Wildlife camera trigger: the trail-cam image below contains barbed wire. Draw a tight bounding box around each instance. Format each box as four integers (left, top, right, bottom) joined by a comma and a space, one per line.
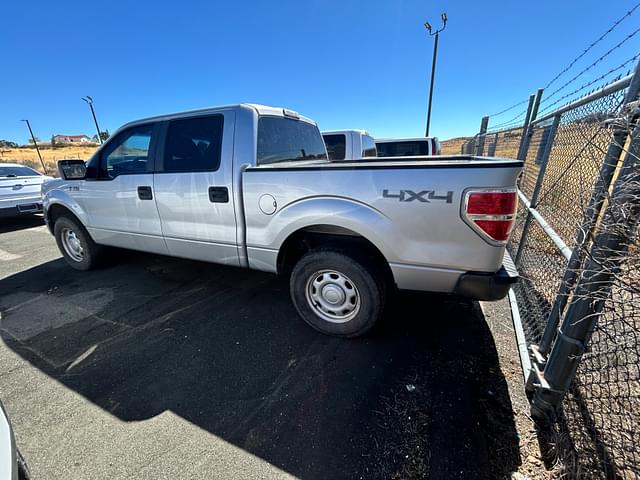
538, 53, 640, 115
487, 98, 530, 118
485, 2, 640, 123
540, 25, 640, 106
543, 1, 640, 90
489, 109, 528, 130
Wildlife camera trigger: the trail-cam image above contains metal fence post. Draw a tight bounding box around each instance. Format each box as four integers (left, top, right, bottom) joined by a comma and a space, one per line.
537, 60, 640, 357
514, 113, 561, 266
475, 116, 489, 155
487, 132, 499, 156
517, 89, 544, 161
531, 122, 640, 419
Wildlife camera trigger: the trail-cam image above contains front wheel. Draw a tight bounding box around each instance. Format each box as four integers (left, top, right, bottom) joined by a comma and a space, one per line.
54, 215, 103, 271
290, 250, 387, 337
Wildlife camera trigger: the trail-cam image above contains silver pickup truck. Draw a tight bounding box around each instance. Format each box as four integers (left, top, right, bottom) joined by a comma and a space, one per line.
43, 104, 521, 337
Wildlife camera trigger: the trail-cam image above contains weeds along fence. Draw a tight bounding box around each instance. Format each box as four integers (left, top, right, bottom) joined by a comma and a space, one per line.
462, 62, 640, 478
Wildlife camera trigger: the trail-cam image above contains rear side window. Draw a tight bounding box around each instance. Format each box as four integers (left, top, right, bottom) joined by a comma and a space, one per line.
163, 115, 224, 172
361, 135, 377, 157
257, 117, 327, 165
376, 141, 429, 157
323, 134, 346, 160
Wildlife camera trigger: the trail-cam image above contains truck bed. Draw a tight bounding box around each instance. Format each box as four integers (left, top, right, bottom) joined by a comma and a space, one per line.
245, 155, 523, 171
242, 155, 523, 292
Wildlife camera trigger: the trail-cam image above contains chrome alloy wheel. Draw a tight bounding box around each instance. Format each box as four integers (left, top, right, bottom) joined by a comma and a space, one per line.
305, 269, 361, 323
61, 228, 84, 262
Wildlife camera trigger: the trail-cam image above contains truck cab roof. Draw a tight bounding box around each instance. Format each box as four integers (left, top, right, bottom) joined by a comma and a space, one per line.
322, 129, 372, 137
375, 136, 439, 143
119, 104, 318, 132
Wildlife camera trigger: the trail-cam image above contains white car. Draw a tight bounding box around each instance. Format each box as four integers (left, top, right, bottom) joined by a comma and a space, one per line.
0, 400, 29, 480
0, 163, 53, 218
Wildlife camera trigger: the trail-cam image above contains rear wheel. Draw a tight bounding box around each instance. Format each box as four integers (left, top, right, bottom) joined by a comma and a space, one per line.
290, 249, 387, 337
54, 215, 103, 271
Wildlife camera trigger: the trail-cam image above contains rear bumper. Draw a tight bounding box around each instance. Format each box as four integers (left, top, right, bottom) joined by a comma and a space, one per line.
454, 254, 519, 301
0, 202, 42, 218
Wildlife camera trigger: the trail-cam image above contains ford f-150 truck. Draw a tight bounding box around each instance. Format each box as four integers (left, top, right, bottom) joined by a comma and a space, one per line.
322, 130, 377, 160
43, 104, 521, 337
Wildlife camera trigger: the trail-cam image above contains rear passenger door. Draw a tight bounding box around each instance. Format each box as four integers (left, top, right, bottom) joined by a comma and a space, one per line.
154, 111, 239, 266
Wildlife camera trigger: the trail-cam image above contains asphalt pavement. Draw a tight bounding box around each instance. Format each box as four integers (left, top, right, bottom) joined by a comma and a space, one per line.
0, 215, 521, 479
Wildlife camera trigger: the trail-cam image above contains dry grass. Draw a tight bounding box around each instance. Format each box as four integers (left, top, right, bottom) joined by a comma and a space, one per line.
440, 137, 470, 155
0, 145, 99, 174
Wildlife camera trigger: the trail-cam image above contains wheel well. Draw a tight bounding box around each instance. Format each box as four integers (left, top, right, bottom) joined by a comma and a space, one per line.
277, 225, 394, 284
47, 204, 82, 231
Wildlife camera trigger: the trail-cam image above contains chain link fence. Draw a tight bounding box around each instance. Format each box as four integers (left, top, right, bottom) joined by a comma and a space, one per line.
462, 65, 640, 478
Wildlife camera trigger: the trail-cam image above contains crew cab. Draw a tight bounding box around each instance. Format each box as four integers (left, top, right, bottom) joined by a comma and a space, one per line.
322, 130, 377, 160
376, 137, 441, 157
43, 104, 521, 337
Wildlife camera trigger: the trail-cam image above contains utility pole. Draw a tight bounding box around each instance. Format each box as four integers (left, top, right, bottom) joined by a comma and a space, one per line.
424, 13, 447, 137
82, 96, 103, 144
21, 119, 47, 174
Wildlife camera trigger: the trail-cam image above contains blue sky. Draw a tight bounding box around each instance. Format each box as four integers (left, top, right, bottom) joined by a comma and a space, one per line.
1, 0, 638, 144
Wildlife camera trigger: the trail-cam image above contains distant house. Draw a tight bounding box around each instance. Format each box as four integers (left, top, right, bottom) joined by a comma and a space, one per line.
53, 134, 91, 143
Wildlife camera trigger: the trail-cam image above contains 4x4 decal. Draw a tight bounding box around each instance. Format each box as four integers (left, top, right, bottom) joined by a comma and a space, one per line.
382, 189, 454, 203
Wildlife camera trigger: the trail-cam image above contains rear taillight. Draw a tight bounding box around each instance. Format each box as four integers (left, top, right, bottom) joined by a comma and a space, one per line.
463, 189, 517, 243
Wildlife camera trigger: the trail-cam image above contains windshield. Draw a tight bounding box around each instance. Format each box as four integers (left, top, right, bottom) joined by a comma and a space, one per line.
0, 165, 41, 177
257, 116, 327, 165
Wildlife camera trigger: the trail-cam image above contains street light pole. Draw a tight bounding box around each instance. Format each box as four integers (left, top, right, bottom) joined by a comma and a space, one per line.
21, 119, 47, 174
82, 96, 103, 144
424, 13, 447, 137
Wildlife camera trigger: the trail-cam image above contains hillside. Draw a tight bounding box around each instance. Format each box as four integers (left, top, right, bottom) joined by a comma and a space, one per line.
0, 145, 99, 174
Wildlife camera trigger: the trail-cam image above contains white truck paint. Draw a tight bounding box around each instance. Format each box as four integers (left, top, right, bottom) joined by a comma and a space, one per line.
322, 130, 377, 160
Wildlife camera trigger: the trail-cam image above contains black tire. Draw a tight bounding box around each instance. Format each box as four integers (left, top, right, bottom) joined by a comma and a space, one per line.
290, 249, 387, 337
17, 448, 31, 480
53, 215, 103, 271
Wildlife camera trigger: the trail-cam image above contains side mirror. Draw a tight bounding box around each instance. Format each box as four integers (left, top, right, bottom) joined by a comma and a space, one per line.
58, 159, 87, 180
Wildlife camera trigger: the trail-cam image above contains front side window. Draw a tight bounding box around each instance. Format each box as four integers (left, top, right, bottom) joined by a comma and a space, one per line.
257, 117, 327, 165
323, 134, 346, 160
361, 135, 377, 157
102, 126, 153, 178
163, 115, 224, 172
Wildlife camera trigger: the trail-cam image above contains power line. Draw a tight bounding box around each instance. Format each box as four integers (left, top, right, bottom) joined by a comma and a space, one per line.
543, 1, 640, 90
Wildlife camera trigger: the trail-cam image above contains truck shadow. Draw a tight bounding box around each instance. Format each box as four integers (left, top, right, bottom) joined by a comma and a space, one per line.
0, 253, 520, 479
0, 214, 45, 234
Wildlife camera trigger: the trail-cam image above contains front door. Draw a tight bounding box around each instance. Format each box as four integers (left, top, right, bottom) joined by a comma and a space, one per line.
154, 111, 239, 266
81, 123, 168, 255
